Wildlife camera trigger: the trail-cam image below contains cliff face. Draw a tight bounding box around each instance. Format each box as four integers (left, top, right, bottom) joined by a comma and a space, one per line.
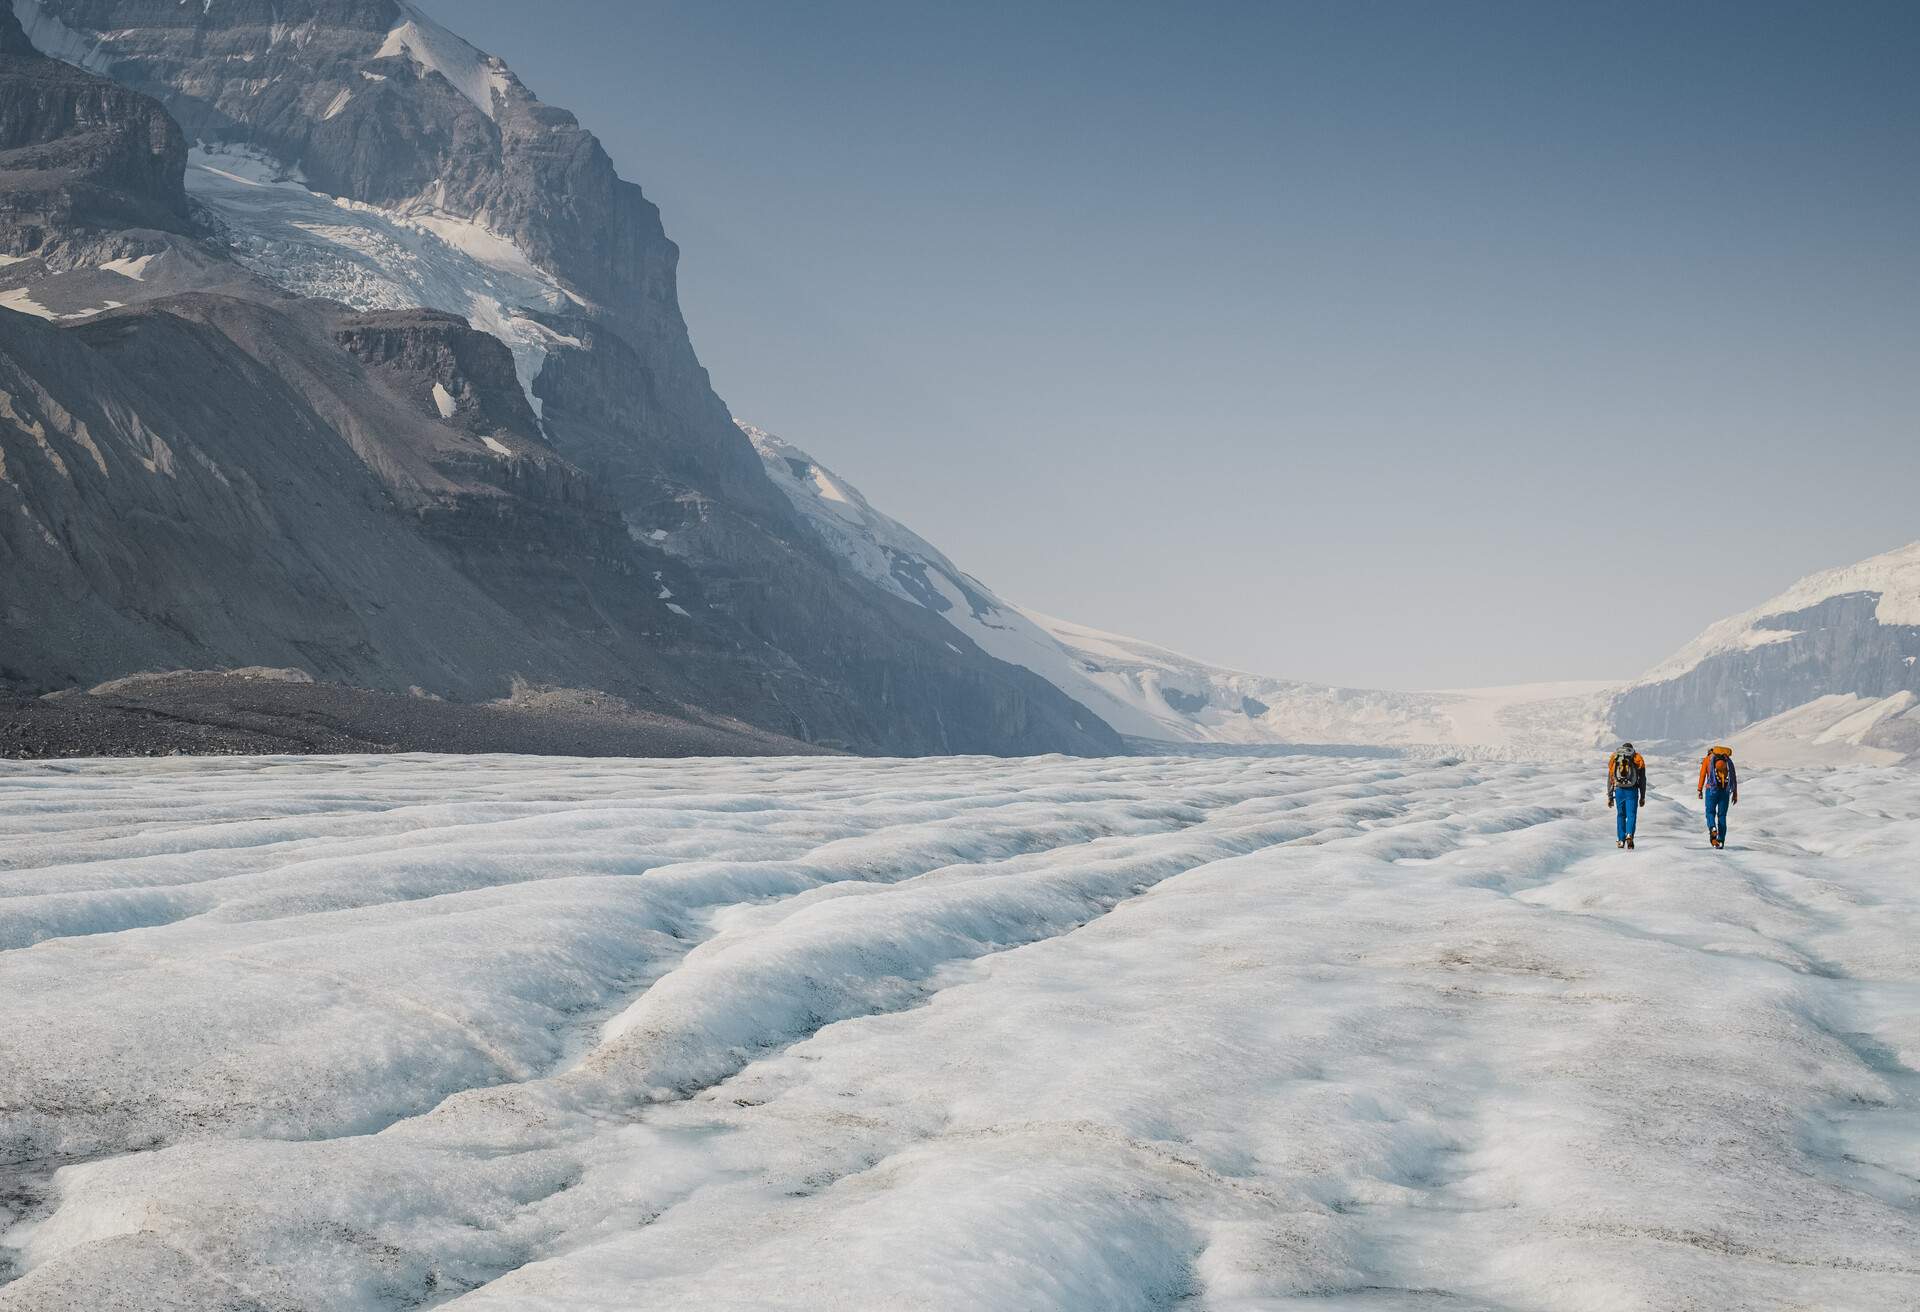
1611, 543, 1920, 746
0, 8, 187, 249
0, 1, 1122, 754
1611, 593, 1920, 741
16, 0, 720, 448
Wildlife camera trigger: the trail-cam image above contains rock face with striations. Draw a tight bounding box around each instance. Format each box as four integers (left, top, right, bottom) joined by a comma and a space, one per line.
0, 7, 187, 250
0, 1, 1121, 755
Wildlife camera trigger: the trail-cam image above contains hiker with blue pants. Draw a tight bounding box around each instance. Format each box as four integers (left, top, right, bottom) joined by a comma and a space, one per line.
1698, 746, 1738, 848
1607, 742, 1647, 849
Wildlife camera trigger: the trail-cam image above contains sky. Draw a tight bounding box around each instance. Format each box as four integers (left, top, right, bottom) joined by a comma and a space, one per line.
432, 0, 1919, 690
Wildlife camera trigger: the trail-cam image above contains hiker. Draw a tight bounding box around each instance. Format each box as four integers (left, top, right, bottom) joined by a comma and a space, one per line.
1697, 745, 1738, 848
1607, 741, 1648, 849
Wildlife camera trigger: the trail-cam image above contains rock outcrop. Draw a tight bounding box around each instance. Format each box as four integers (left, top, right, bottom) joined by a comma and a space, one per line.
0, 1, 1122, 755
0, 7, 188, 251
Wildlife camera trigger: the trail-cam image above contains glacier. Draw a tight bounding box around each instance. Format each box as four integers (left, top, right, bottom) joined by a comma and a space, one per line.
186, 144, 581, 419
1, 752, 1915, 1309
749, 414, 1920, 764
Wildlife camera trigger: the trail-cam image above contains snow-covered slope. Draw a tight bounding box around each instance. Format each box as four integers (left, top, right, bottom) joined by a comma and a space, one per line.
750, 423, 1611, 754
4, 753, 1917, 1308
1613, 541, 1920, 751
374, 4, 515, 121
1726, 692, 1920, 768
745, 424, 1173, 740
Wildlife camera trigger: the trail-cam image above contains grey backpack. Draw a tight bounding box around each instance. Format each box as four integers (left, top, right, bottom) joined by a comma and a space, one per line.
1614, 750, 1640, 789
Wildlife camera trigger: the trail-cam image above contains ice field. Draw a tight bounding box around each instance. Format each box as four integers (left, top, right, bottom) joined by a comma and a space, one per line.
1, 752, 1916, 1310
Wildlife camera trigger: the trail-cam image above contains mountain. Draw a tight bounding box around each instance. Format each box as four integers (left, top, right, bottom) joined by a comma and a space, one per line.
0, 1, 1120, 756
1610, 541, 1920, 761
748, 423, 1612, 757
16, 0, 1890, 767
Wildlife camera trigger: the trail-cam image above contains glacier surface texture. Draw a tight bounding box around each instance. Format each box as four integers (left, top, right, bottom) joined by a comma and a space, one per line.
1, 753, 1916, 1309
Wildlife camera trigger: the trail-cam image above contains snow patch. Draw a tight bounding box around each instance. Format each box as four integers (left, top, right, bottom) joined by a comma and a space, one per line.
321, 88, 352, 120
189, 147, 305, 189
431, 382, 457, 419
809, 465, 854, 506
1727, 691, 1920, 768
0, 286, 58, 319
480, 435, 511, 458
0, 287, 121, 320
100, 254, 158, 281
375, 4, 514, 121
401, 212, 562, 290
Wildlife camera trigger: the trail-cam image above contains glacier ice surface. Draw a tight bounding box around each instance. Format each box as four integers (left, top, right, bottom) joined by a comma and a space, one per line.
0, 752, 1916, 1309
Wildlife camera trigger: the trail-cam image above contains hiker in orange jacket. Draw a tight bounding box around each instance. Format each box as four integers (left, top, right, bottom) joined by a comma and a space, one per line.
1697, 746, 1738, 848
1607, 742, 1647, 849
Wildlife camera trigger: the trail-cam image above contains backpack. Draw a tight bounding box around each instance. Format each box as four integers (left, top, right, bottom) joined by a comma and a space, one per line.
1707, 747, 1733, 789
1613, 751, 1640, 789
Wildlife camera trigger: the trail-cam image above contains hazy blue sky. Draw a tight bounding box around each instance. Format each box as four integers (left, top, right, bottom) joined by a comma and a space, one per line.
433, 0, 1918, 689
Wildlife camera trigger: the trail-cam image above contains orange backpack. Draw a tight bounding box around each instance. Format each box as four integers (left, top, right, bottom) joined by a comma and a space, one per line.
1705, 747, 1733, 789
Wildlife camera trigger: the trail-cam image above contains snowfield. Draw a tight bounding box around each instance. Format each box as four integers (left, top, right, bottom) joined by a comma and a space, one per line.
1, 753, 1916, 1310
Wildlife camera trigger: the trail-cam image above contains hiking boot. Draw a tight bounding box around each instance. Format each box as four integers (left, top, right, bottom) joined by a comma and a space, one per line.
1626, 835, 1635, 850
1617, 840, 1626, 849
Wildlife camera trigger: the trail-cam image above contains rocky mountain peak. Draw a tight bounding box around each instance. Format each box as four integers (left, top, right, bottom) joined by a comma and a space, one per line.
0, 0, 1126, 756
